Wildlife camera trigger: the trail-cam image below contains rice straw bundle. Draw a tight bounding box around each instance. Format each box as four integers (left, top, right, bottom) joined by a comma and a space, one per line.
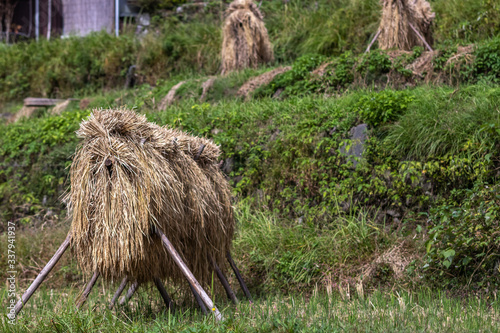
67, 108, 234, 286
221, 0, 274, 75
378, 0, 434, 51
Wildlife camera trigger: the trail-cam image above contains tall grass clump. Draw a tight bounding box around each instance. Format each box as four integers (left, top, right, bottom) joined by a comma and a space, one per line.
265, 0, 380, 61
432, 0, 500, 43
0, 32, 138, 103
383, 84, 500, 160
232, 200, 389, 293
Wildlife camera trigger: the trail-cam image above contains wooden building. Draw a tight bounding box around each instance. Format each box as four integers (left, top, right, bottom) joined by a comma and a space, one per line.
7, 0, 138, 41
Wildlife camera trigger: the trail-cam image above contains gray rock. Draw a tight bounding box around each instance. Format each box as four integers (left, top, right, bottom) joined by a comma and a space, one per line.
222, 158, 234, 175
386, 209, 401, 218
138, 13, 151, 26
341, 124, 368, 168
272, 88, 284, 99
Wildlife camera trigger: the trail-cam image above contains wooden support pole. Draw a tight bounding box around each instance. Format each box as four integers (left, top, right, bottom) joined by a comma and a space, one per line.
365, 29, 382, 53
76, 271, 100, 310
109, 277, 128, 310
408, 22, 433, 52
24, 97, 66, 107
153, 277, 175, 312
209, 255, 238, 305
14, 233, 72, 316
119, 281, 139, 306
227, 251, 253, 303
155, 227, 223, 321
189, 281, 208, 315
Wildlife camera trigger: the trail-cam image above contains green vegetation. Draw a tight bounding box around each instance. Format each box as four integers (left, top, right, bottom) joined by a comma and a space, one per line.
256, 36, 500, 99
1, 0, 500, 104
2, 83, 500, 291
1, 285, 498, 332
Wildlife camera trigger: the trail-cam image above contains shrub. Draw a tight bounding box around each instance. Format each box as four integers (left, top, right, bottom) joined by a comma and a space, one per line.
0, 109, 87, 220
425, 182, 500, 284
474, 36, 500, 82
357, 90, 414, 127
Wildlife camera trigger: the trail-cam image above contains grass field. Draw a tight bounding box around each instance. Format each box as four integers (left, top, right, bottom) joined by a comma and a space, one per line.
2, 286, 499, 332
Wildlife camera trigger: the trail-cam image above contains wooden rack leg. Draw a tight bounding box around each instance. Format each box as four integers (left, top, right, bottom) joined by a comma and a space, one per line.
153, 277, 175, 312
365, 29, 381, 53
119, 281, 139, 306
14, 233, 72, 316
209, 255, 238, 305
155, 227, 223, 321
189, 281, 208, 315
408, 22, 434, 52
76, 271, 100, 310
227, 251, 253, 303
109, 276, 128, 310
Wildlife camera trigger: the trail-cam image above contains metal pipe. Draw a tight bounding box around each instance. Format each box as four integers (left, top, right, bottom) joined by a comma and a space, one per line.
28, 0, 32, 37
47, 0, 51, 40
115, 0, 119, 36
35, 0, 39, 41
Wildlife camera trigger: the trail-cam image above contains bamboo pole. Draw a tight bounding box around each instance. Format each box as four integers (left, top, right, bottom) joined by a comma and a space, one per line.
194, 144, 206, 161
14, 233, 72, 316
153, 277, 174, 311
119, 281, 139, 305
109, 277, 129, 310
408, 22, 433, 52
227, 251, 252, 303
76, 271, 100, 310
209, 255, 238, 305
155, 227, 223, 321
189, 281, 208, 315
365, 29, 382, 53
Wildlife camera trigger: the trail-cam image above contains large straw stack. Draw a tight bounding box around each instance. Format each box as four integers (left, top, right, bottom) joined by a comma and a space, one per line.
378, 0, 434, 51
67, 108, 234, 285
221, 0, 274, 75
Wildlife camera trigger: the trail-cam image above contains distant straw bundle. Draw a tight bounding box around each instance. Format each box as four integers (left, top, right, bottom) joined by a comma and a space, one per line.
221, 0, 274, 75
378, 0, 434, 51
67, 108, 234, 285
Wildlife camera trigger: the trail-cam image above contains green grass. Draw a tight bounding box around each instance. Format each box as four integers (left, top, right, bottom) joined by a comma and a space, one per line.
383, 84, 500, 160
233, 201, 392, 293
1, 286, 498, 332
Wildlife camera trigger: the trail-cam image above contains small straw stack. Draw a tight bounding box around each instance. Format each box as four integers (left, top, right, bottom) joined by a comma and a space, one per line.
378, 0, 435, 51
221, 0, 274, 75
66, 108, 234, 286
